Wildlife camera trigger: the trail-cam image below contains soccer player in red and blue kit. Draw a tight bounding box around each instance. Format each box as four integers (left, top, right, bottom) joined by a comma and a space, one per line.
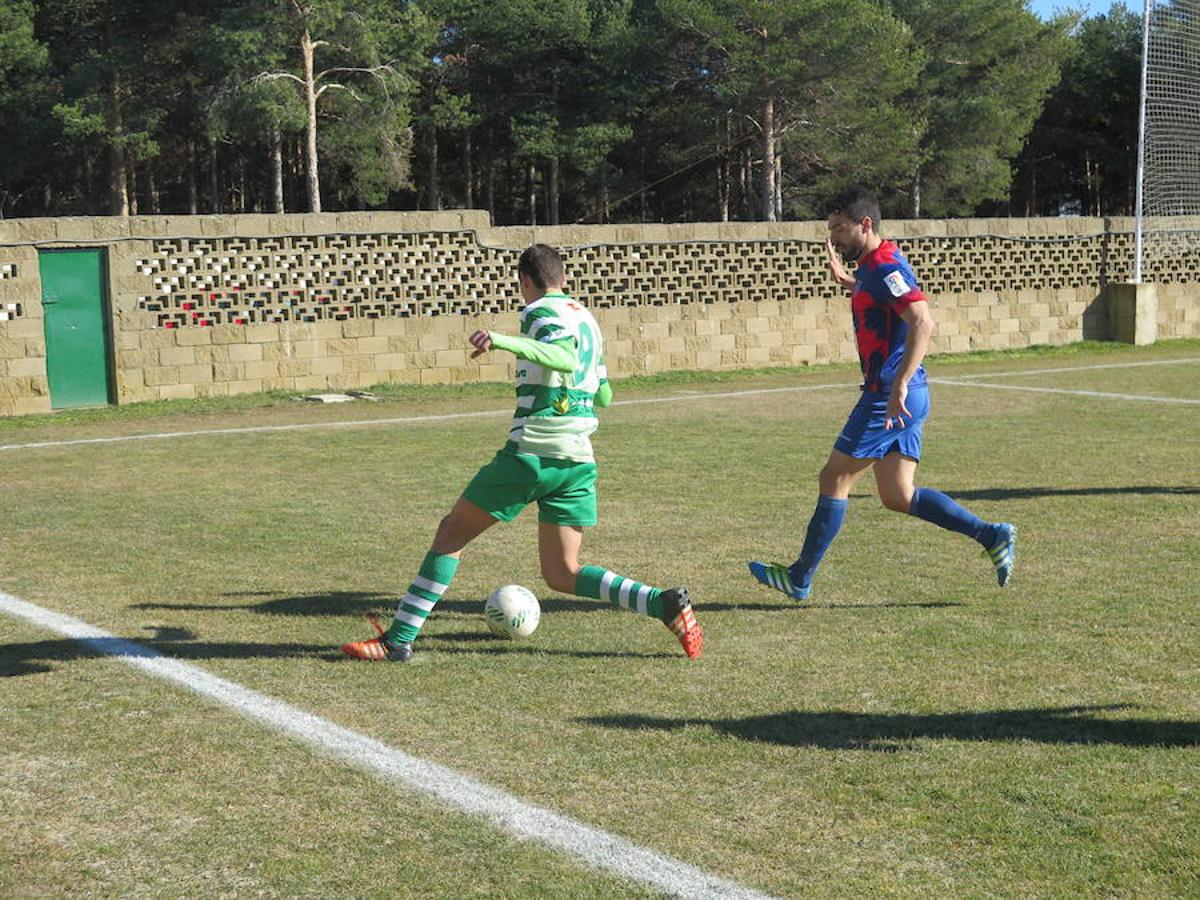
749, 186, 1015, 601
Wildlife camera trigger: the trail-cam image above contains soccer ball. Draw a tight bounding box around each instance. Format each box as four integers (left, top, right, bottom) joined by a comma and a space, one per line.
484, 584, 541, 639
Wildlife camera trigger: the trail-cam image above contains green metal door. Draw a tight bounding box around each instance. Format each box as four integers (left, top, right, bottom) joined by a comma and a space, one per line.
39, 249, 113, 409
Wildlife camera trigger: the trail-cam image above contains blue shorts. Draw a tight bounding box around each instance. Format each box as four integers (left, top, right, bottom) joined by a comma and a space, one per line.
833, 384, 929, 460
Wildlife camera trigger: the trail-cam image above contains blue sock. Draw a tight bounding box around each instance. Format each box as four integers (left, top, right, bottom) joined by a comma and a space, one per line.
909, 487, 995, 546
789, 495, 847, 589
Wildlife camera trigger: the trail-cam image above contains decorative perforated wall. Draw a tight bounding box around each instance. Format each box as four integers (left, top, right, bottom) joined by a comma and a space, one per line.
1, 211, 1197, 416
0, 263, 20, 322
129, 229, 1199, 332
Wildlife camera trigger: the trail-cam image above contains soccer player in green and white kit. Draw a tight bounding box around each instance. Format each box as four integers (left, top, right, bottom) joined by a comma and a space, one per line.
341, 244, 703, 661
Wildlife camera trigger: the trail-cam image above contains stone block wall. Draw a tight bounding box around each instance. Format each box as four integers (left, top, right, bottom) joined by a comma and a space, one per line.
0, 211, 1197, 416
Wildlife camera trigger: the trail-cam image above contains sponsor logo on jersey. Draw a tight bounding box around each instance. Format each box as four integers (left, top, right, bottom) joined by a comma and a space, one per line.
884, 271, 910, 298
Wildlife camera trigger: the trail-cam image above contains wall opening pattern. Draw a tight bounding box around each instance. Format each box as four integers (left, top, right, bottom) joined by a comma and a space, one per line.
129, 226, 1200, 330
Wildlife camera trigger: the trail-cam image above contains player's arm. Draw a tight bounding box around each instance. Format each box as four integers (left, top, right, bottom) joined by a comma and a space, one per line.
885, 300, 936, 428
895, 300, 935, 386
468, 329, 577, 373
595, 354, 612, 407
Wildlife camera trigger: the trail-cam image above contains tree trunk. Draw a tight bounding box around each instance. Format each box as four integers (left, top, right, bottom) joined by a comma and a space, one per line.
548, 156, 560, 225
739, 147, 751, 219
527, 161, 536, 225
912, 169, 922, 218
301, 27, 322, 213
186, 139, 198, 214
464, 129, 474, 209
109, 74, 129, 216
486, 152, 495, 220
718, 158, 729, 222
236, 155, 247, 212
718, 115, 731, 222
147, 168, 159, 214
84, 154, 95, 214
760, 95, 776, 222
428, 124, 441, 210
270, 124, 285, 212
209, 140, 220, 212
601, 164, 609, 224
774, 152, 782, 220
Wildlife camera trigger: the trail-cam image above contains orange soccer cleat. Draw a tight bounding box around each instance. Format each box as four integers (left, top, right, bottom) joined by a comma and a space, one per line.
340, 614, 414, 662
658, 587, 703, 659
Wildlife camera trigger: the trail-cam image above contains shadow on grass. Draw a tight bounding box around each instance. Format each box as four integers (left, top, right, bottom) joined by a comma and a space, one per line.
421, 632, 676, 660
581, 705, 1200, 751
130, 592, 634, 617
0, 635, 330, 677
0, 624, 669, 675
131, 591, 967, 620
951, 485, 1200, 502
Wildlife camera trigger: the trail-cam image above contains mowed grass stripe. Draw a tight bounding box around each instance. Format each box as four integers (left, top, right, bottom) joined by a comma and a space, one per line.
0, 590, 773, 900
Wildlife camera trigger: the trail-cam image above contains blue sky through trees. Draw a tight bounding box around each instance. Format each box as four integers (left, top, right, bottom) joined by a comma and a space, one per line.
1027, 0, 1131, 19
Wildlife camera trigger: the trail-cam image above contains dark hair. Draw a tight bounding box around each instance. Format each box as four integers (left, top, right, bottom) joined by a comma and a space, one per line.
518, 244, 565, 291
825, 186, 882, 230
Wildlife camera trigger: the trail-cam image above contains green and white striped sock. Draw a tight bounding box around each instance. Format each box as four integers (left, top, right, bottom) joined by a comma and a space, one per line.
575, 565, 664, 618
386, 551, 459, 644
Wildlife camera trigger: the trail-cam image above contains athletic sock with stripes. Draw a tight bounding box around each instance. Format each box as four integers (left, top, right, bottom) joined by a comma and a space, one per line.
788, 494, 847, 589
575, 565, 664, 618
385, 551, 459, 644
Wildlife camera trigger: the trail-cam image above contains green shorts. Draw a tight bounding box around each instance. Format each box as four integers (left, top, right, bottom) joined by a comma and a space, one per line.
463, 448, 598, 526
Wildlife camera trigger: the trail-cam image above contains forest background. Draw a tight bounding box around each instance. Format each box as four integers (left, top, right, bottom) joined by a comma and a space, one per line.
0, 1, 1152, 225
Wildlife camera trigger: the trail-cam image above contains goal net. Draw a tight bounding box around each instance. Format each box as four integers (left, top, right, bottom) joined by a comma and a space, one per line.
1138, 0, 1200, 279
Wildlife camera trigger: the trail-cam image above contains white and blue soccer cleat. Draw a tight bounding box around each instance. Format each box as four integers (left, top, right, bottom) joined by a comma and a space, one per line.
748, 561, 811, 602
984, 523, 1017, 587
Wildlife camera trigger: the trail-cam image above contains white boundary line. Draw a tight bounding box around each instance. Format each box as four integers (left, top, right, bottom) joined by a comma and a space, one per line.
0, 356, 1196, 454
0, 382, 858, 454
941, 357, 1200, 380
928, 379, 1200, 405
0, 590, 772, 900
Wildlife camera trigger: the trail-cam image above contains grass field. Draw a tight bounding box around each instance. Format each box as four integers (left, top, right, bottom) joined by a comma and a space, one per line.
1, 340, 1197, 897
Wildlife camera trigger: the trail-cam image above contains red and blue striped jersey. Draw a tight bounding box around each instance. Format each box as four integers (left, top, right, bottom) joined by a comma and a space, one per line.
850, 240, 928, 392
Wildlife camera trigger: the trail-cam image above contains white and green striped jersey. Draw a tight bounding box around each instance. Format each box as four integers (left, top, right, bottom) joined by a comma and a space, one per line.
507, 291, 606, 462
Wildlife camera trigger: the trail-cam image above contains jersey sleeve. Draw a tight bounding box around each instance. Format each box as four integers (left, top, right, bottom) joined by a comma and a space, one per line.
872, 262, 927, 313
489, 332, 577, 372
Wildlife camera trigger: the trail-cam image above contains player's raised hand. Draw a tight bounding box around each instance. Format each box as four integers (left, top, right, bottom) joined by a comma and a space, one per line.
468, 329, 493, 358
825, 238, 855, 288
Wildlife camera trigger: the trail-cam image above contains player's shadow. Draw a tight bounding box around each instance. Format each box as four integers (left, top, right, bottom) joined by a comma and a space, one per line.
581, 704, 1200, 751
0, 630, 334, 677
129, 591, 393, 617
128, 592, 608, 617
948, 485, 1200, 502
420, 631, 675, 660
0, 621, 663, 675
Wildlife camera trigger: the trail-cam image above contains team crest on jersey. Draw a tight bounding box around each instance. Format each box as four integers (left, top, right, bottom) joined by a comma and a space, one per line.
884, 271, 910, 298
552, 393, 571, 415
